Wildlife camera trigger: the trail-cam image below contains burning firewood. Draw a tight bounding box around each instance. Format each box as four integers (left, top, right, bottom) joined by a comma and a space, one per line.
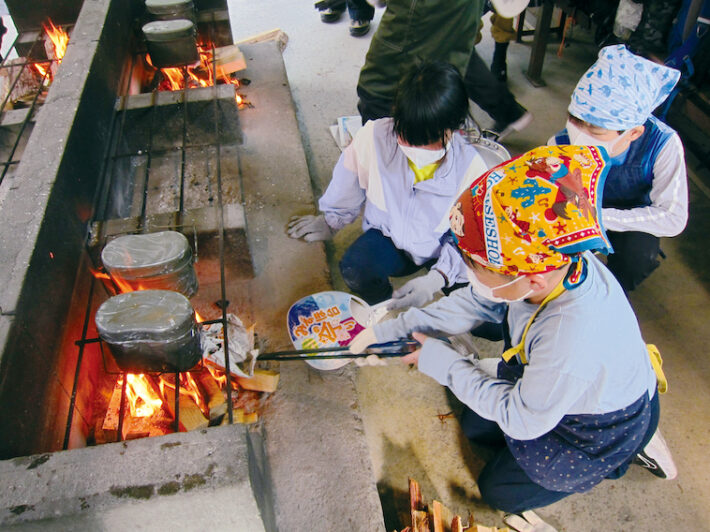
100, 378, 124, 442
0, 59, 45, 110
213, 45, 246, 78
194, 368, 227, 421
234, 369, 280, 393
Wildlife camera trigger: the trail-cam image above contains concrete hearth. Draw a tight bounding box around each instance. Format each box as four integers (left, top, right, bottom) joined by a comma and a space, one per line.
0, 8, 384, 526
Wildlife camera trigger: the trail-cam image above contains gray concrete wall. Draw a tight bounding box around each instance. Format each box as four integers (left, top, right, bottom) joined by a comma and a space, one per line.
0, 0, 142, 459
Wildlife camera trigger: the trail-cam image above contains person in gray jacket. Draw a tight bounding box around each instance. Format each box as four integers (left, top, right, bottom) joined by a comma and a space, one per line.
351, 145, 676, 514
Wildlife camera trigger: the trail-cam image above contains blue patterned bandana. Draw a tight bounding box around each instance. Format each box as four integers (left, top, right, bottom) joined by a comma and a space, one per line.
569, 45, 680, 131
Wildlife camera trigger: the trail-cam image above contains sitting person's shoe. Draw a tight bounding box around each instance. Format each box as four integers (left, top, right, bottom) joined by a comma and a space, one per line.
349, 19, 371, 36
634, 428, 678, 480
320, 7, 345, 23
495, 110, 533, 141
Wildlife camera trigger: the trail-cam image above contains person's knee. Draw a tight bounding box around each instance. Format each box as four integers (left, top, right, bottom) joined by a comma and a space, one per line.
477, 467, 524, 513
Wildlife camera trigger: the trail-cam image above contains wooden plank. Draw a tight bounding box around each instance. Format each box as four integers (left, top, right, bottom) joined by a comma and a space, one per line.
161, 384, 209, 432
101, 378, 123, 442
412, 510, 429, 532
213, 45, 246, 77
431, 500, 444, 532
408, 478, 428, 532
234, 28, 288, 51
234, 369, 280, 393
194, 369, 227, 420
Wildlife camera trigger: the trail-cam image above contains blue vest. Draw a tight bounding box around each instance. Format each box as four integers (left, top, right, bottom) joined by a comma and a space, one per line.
554, 116, 674, 210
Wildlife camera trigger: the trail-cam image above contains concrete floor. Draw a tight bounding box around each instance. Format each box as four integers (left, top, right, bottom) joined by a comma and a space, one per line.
229, 2, 710, 530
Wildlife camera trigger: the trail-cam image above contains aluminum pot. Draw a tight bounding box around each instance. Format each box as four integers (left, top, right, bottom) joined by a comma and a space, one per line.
143, 19, 199, 68
101, 230, 198, 298
95, 290, 202, 373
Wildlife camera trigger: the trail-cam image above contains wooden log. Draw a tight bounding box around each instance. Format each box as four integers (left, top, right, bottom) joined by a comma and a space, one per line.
195, 369, 227, 420
408, 478, 429, 532
233, 388, 262, 415
431, 500, 445, 532
451, 516, 464, 532
234, 369, 280, 393
102, 378, 123, 442
161, 383, 209, 432
412, 511, 429, 532
213, 45, 246, 77
235, 408, 258, 424
234, 28, 288, 51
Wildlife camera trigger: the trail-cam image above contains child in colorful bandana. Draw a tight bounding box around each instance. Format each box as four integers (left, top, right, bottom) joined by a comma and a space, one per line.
350, 146, 675, 514
288, 61, 496, 309
549, 44, 688, 292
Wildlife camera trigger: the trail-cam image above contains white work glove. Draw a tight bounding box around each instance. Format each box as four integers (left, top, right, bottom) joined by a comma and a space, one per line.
287, 214, 334, 242
389, 270, 445, 310
503, 511, 558, 532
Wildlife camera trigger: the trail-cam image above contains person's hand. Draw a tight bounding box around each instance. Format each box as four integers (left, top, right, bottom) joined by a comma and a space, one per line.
389, 270, 445, 310
287, 214, 334, 242
400, 331, 429, 367
348, 327, 378, 354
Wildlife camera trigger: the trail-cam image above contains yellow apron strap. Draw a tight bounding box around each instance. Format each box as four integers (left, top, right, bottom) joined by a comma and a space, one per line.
500, 276, 568, 365
646, 344, 668, 394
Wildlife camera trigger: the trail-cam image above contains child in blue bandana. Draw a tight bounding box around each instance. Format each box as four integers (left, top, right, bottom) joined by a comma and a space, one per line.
549, 44, 688, 292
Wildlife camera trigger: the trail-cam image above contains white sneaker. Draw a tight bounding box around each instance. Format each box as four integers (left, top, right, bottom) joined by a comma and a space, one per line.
634, 428, 678, 480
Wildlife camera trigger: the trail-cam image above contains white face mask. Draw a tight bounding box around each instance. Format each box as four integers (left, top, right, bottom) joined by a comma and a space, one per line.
566, 120, 630, 157
398, 143, 446, 168
466, 268, 533, 303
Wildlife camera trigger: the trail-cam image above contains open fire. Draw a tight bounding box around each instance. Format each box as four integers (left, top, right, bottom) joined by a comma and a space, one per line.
89, 267, 271, 444
33, 19, 70, 81
146, 42, 249, 106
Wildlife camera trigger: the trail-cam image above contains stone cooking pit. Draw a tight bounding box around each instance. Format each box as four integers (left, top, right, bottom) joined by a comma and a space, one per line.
0, 0, 384, 530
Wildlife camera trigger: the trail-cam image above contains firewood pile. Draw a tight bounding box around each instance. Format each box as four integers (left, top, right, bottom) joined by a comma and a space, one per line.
94, 366, 279, 443
395, 478, 511, 532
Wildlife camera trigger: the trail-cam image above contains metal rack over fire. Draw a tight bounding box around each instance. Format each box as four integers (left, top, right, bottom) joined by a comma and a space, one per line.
0, 21, 71, 185
61, 6, 258, 448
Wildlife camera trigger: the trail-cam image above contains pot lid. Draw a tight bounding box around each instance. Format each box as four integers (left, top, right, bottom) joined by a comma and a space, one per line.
143, 19, 195, 42
102, 231, 192, 279
95, 290, 197, 343
146, 0, 194, 15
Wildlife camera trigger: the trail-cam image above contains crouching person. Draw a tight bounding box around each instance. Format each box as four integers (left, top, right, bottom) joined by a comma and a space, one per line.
350, 146, 675, 515
287, 61, 491, 309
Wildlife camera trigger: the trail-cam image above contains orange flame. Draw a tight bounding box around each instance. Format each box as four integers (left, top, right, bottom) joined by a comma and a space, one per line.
146, 43, 242, 95
43, 20, 69, 63
125, 374, 163, 417
32, 20, 69, 82
158, 373, 210, 418
194, 311, 204, 323
207, 366, 227, 389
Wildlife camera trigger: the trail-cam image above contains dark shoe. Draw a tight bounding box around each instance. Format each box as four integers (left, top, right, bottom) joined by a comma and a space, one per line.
349, 19, 371, 36
320, 7, 345, 23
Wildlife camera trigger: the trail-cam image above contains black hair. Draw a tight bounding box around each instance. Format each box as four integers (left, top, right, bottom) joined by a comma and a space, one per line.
392, 61, 470, 148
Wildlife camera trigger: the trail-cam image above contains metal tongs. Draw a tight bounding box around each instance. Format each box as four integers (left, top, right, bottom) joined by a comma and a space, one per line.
242, 339, 419, 376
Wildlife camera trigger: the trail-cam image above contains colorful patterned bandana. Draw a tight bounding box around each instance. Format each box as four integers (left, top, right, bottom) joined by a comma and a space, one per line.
449, 146, 612, 276
569, 44, 680, 131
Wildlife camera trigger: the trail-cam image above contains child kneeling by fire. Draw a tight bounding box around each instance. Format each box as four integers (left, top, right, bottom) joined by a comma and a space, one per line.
349, 146, 676, 519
